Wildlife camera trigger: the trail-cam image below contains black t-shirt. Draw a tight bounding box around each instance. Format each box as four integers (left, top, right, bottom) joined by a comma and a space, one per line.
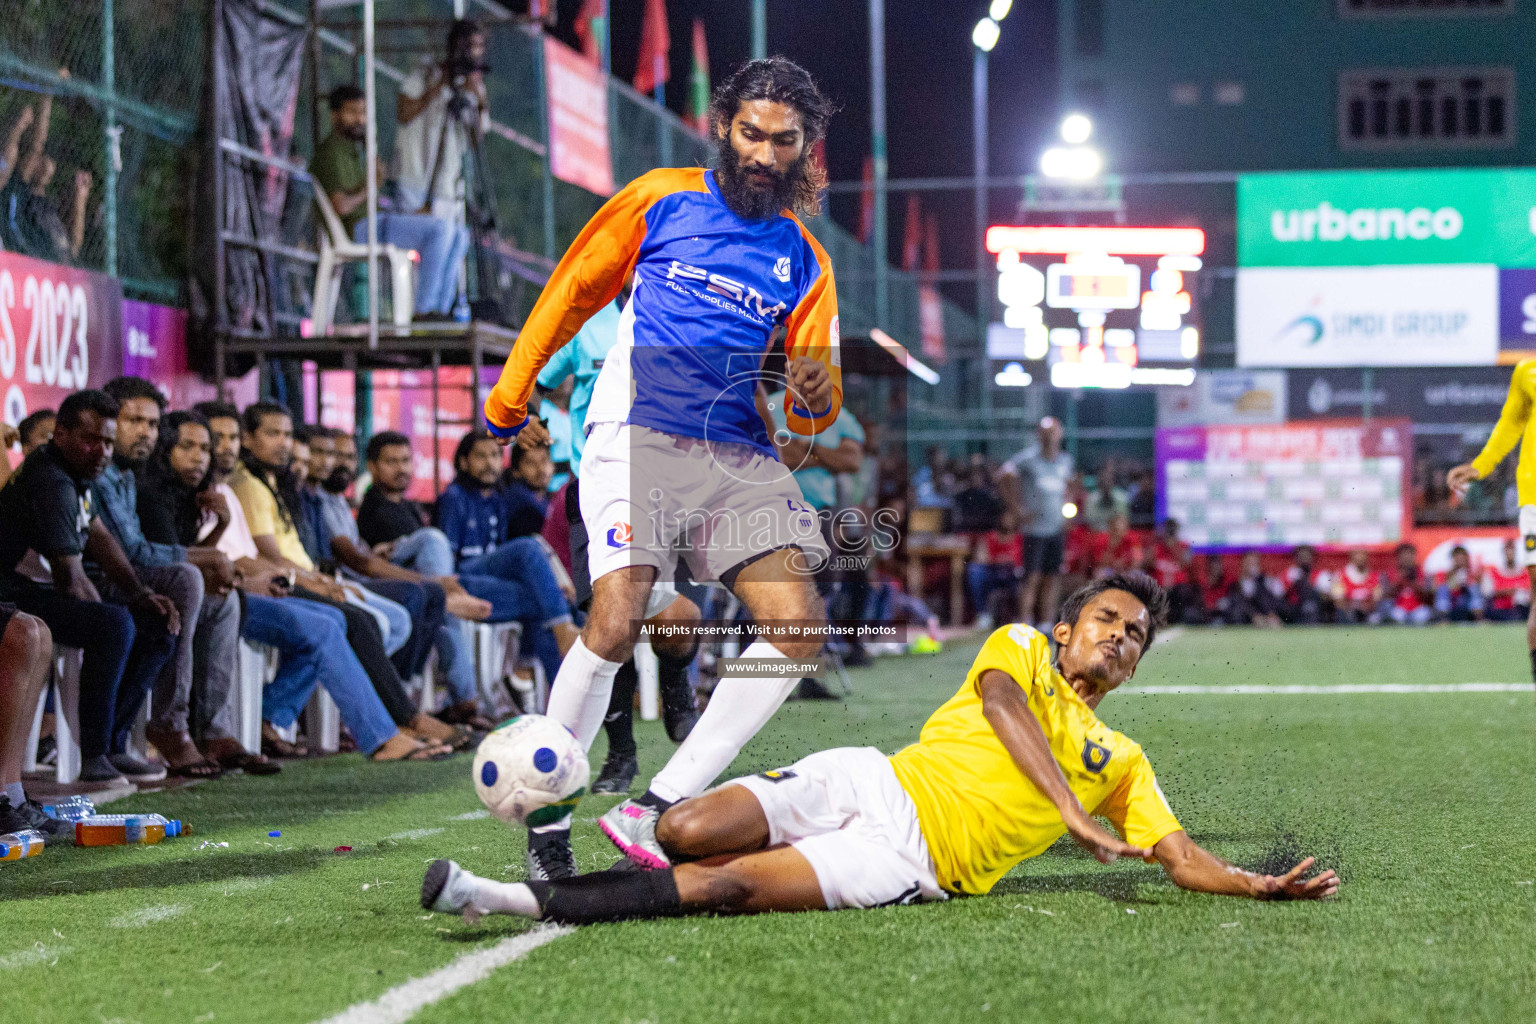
357, 487, 427, 548
136, 466, 202, 547
0, 443, 96, 589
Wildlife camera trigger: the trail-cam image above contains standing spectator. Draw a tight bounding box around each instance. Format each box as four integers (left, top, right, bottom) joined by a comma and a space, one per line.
311, 85, 469, 321
0, 390, 178, 784
143, 408, 445, 763
1482, 538, 1530, 622
1333, 549, 1382, 624
1000, 416, 1074, 629
1382, 543, 1434, 625
1225, 552, 1286, 628
951, 465, 1004, 534
1080, 459, 1128, 532
0, 105, 36, 193
98, 377, 235, 779
395, 19, 489, 223
1434, 545, 1485, 622
1282, 545, 1332, 625
912, 446, 954, 512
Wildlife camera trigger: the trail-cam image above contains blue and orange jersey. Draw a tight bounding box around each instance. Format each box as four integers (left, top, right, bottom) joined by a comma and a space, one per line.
484, 167, 843, 453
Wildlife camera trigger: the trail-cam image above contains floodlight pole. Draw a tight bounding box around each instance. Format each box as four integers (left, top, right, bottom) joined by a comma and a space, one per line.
870, 0, 889, 332
974, 44, 991, 420
363, 0, 379, 350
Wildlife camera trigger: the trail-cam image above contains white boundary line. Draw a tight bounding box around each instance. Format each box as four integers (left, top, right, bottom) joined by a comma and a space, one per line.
1122, 682, 1533, 695
313, 925, 573, 1024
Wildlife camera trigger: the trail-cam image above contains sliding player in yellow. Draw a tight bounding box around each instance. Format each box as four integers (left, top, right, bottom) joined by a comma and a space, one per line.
1449, 358, 1536, 697
423, 573, 1337, 924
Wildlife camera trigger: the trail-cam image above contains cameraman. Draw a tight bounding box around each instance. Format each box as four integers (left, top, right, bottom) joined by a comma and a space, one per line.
395, 19, 489, 221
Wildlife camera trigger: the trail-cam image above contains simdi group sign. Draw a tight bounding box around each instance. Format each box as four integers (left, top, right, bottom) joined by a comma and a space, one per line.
1236, 168, 1536, 368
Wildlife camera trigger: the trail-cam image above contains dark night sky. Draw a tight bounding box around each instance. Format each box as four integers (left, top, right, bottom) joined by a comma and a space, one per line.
554, 0, 1059, 282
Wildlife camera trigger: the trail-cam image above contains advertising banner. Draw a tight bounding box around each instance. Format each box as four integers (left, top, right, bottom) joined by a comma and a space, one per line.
369, 367, 475, 502
1235, 264, 1497, 367
1286, 366, 1512, 424
1156, 369, 1287, 427
1156, 419, 1412, 551
0, 250, 123, 429
1238, 168, 1536, 268
544, 36, 614, 197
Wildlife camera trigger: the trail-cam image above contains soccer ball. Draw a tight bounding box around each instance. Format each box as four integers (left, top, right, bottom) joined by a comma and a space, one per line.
472, 715, 590, 827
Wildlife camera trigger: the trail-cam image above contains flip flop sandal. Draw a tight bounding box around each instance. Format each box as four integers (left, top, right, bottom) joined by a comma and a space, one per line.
167, 759, 223, 779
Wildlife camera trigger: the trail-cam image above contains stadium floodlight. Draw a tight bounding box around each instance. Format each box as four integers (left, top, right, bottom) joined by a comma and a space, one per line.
972, 17, 1000, 52
1040, 145, 1102, 180
1059, 113, 1093, 144
989, 0, 1013, 20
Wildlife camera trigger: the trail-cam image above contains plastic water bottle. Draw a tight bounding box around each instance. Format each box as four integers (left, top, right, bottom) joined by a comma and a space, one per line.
41, 795, 96, 822
452, 295, 471, 323
0, 829, 45, 860
74, 813, 182, 846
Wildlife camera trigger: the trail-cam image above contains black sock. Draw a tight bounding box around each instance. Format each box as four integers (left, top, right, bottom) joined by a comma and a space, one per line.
526, 867, 682, 924
636, 789, 674, 812
603, 661, 639, 758
1529, 647, 1536, 684
657, 643, 698, 698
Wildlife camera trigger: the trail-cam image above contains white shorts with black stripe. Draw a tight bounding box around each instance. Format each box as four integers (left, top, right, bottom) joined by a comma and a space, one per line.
728, 747, 948, 911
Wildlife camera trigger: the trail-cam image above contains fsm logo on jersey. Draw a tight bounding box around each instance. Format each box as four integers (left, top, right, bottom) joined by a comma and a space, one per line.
1236, 264, 1497, 367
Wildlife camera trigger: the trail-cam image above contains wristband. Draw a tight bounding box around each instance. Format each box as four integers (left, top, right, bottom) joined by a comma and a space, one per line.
484, 414, 528, 439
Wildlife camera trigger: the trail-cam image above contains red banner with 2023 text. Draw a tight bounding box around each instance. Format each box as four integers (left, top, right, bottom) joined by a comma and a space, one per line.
0, 250, 123, 428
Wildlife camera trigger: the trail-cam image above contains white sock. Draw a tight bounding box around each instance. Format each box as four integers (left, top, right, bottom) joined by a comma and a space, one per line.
648, 641, 797, 804
544, 636, 623, 751
469, 876, 543, 919
2, 782, 24, 806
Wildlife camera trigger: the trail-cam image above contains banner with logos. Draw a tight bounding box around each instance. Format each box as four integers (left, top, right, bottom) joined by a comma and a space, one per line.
0, 250, 124, 429
1236, 264, 1497, 367
1156, 419, 1411, 551
1157, 369, 1286, 427
1238, 168, 1536, 269
544, 36, 614, 197
1287, 366, 1512, 424
368, 367, 475, 502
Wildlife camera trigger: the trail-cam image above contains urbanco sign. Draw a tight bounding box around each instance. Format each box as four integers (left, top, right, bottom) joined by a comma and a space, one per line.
1238, 168, 1536, 268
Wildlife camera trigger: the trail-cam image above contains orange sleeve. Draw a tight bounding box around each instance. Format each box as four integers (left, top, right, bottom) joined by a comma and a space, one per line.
781, 221, 844, 437
483, 168, 706, 435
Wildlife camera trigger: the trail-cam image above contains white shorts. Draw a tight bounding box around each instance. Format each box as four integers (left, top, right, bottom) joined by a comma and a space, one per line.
578, 421, 829, 591
1520, 506, 1536, 567
728, 747, 947, 911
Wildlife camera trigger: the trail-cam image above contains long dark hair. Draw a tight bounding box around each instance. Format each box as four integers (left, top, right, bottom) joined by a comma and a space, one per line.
145, 410, 213, 545
708, 58, 835, 217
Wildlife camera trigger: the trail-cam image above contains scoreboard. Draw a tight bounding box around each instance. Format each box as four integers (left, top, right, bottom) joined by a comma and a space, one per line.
1155, 419, 1411, 551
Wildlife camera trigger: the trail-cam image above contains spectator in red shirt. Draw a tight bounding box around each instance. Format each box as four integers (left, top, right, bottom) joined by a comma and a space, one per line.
1432, 544, 1483, 623
1225, 552, 1286, 628
1063, 518, 1105, 578
1145, 518, 1199, 623
1333, 549, 1382, 624
966, 519, 1021, 630
1380, 543, 1433, 625
1096, 513, 1142, 578
1199, 553, 1233, 624
1481, 538, 1530, 623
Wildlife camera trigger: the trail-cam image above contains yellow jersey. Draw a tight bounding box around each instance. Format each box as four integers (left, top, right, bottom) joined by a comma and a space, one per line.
226, 463, 315, 572
1472, 359, 1536, 507
888, 625, 1182, 896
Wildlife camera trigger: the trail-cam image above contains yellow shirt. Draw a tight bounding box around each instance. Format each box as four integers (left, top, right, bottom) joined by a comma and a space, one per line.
1472, 359, 1536, 507
888, 625, 1182, 896
226, 463, 315, 572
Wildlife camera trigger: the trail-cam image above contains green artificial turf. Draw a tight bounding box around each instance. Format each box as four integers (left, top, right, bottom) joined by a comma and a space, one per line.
3, 625, 1535, 1023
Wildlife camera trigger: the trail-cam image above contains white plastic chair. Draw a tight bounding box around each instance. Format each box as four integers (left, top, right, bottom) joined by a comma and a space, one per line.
23, 647, 83, 783
310, 185, 415, 335
235, 639, 276, 755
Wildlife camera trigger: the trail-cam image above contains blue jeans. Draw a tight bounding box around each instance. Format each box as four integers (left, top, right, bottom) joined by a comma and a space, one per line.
966, 563, 1017, 617
390, 529, 571, 627
461, 538, 573, 627
347, 585, 412, 657
352, 214, 469, 315
243, 594, 397, 755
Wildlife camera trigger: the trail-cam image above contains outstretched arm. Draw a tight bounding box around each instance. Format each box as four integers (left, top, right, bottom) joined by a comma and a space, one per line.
1153, 829, 1338, 900
1451, 366, 1532, 494
978, 669, 1152, 864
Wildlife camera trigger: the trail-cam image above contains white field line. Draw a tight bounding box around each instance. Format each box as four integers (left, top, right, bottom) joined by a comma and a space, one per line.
312, 925, 573, 1024
0, 943, 70, 969
1122, 682, 1533, 695
382, 828, 446, 841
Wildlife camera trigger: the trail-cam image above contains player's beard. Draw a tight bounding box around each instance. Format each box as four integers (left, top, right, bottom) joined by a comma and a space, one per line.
714, 135, 805, 220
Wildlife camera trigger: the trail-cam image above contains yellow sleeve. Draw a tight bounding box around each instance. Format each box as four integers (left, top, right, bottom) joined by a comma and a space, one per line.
781, 221, 844, 437
484, 168, 705, 435
966, 624, 1050, 697
231, 475, 276, 539
1472, 364, 1533, 478
1093, 751, 1183, 850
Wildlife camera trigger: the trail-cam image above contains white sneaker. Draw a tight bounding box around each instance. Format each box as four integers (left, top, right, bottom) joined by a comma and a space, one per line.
598, 800, 671, 870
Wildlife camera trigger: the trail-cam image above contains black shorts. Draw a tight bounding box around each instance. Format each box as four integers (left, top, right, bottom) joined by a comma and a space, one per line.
1023, 533, 1065, 575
